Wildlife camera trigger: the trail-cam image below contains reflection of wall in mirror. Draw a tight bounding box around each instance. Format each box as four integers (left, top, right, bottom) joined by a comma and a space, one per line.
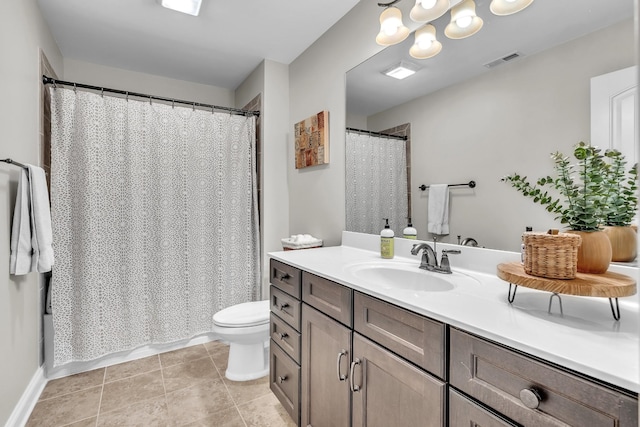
361, 19, 634, 252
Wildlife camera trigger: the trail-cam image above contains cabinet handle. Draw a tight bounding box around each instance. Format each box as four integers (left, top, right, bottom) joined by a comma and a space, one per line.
278, 302, 289, 311
519, 388, 542, 409
336, 350, 348, 381
278, 375, 288, 384
277, 332, 288, 340
349, 358, 362, 392
278, 273, 290, 281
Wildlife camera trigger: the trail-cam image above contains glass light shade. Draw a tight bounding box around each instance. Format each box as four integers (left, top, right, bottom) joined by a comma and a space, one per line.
409, 24, 442, 59
444, 0, 483, 39
160, 0, 202, 16
410, 0, 450, 23
376, 7, 410, 46
490, 0, 534, 16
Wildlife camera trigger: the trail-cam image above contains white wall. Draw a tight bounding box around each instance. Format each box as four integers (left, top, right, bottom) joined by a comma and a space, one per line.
367, 20, 635, 251
0, 0, 62, 425
236, 60, 290, 297
289, 1, 389, 247
64, 60, 234, 106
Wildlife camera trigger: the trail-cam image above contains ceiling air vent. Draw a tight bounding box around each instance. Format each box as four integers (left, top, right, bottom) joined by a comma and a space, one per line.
484, 52, 524, 68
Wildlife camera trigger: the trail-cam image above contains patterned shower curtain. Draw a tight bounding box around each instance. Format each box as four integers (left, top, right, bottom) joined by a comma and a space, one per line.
346, 130, 408, 236
49, 87, 260, 366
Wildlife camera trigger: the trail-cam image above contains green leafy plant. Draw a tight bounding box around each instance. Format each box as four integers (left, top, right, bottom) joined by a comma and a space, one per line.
602, 149, 638, 226
501, 142, 607, 231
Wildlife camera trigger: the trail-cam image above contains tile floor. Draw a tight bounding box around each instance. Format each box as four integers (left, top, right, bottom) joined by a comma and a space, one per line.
26, 341, 296, 427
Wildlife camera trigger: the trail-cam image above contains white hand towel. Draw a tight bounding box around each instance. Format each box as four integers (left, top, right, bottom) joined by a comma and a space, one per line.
10, 169, 33, 275
27, 165, 54, 273
427, 184, 450, 235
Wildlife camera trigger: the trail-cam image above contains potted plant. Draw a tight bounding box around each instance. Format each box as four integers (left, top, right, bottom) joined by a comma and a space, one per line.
502, 142, 612, 273
602, 149, 638, 262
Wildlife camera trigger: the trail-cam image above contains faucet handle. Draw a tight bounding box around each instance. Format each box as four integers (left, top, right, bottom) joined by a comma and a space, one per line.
439, 249, 460, 273
442, 249, 461, 255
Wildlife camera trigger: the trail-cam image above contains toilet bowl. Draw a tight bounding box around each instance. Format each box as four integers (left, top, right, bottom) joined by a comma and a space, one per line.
212, 300, 270, 381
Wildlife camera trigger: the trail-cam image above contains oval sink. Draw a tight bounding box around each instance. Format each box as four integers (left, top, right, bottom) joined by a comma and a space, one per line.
346, 261, 468, 292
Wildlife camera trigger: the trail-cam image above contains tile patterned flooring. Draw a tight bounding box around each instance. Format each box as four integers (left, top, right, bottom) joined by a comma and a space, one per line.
27, 341, 296, 427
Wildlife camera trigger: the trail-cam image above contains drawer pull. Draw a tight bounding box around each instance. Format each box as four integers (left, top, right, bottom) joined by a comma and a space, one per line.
349, 358, 362, 392
519, 388, 542, 409
336, 350, 348, 381
277, 332, 288, 340
278, 302, 289, 311
278, 273, 290, 281
278, 375, 288, 384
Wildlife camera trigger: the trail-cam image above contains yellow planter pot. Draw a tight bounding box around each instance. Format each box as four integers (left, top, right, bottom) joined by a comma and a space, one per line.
565, 230, 612, 274
603, 226, 637, 263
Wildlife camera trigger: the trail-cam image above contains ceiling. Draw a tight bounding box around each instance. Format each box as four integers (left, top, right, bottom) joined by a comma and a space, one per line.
347, 0, 635, 117
36, 0, 361, 89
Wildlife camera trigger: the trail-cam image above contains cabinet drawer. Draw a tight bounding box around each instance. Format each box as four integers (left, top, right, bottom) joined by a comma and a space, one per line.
270, 286, 301, 332
302, 271, 352, 326
270, 339, 300, 426
449, 389, 516, 427
270, 259, 301, 299
271, 312, 301, 364
450, 328, 639, 427
354, 292, 446, 379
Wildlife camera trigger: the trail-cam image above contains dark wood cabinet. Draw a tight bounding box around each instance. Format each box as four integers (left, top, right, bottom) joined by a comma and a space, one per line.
449, 389, 516, 427
351, 333, 445, 427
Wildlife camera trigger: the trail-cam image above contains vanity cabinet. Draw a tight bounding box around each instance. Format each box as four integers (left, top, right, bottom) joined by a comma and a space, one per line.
269, 260, 302, 425
270, 259, 639, 427
449, 328, 639, 427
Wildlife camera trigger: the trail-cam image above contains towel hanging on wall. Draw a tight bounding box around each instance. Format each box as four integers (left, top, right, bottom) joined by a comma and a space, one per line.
427, 184, 450, 235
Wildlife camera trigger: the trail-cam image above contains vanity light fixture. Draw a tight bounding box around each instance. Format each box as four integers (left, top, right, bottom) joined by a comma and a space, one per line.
444, 0, 483, 39
159, 0, 202, 16
382, 61, 419, 80
410, 0, 450, 23
490, 0, 534, 16
409, 24, 442, 59
376, 5, 411, 46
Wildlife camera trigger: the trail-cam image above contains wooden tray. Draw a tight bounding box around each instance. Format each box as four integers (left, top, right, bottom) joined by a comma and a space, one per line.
496, 262, 636, 298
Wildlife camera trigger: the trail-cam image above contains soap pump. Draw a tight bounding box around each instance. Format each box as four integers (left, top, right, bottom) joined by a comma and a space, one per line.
380, 218, 395, 259
403, 218, 417, 240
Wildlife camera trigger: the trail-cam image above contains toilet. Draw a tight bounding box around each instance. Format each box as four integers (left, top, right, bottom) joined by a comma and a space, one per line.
212, 299, 270, 381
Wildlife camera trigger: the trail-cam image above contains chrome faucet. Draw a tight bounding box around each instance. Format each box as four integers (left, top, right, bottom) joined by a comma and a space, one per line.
411, 242, 461, 274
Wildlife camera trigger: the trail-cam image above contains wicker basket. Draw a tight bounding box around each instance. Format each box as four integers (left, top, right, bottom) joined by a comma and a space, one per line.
522, 231, 582, 279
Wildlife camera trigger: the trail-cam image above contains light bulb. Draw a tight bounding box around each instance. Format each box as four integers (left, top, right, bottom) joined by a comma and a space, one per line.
457, 15, 472, 28
418, 38, 433, 49
383, 19, 400, 36
421, 0, 437, 9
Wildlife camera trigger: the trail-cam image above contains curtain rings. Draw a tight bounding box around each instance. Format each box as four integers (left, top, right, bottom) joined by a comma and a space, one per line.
192, 102, 196, 112
73, 83, 77, 93
100, 87, 104, 98
126, 92, 129, 102
149, 95, 152, 105
172, 100, 175, 109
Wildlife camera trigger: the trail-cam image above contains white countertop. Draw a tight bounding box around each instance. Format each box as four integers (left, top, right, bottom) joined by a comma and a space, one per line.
269, 231, 639, 393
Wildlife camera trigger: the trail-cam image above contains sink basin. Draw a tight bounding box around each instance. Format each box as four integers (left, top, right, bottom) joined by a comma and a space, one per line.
345, 261, 472, 292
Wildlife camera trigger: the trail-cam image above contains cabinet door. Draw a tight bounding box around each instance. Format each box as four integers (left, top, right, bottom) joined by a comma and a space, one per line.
449, 389, 516, 427
351, 333, 445, 427
301, 304, 352, 427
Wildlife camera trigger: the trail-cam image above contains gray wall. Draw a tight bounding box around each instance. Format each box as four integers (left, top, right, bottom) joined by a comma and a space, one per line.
0, 0, 62, 425
367, 19, 635, 251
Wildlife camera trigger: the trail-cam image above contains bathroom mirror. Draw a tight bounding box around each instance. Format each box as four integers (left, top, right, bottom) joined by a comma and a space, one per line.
345, 0, 636, 253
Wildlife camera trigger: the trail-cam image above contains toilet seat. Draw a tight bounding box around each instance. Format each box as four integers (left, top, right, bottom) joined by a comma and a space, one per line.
213, 300, 270, 328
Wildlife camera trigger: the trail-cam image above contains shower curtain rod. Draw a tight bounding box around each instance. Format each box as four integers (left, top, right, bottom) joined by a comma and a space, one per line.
346, 127, 408, 140
42, 76, 260, 117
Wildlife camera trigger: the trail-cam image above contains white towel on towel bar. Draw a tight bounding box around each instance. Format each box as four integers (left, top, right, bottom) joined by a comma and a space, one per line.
427, 184, 450, 235
27, 165, 54, 273
10, 169, 33, 275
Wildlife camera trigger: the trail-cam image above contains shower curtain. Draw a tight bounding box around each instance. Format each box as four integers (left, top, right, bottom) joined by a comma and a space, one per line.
49, 87, 260, 366
346, 131, 408, 235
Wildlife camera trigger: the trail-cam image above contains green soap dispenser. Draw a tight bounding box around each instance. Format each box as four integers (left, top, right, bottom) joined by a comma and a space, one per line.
381, 218, 395, 259
403, 218, 417, 239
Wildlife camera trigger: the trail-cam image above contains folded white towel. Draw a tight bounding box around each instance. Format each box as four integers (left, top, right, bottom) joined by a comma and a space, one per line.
27, 165, 54, 273
427, 184, 450, 235
10, 169, 33, 275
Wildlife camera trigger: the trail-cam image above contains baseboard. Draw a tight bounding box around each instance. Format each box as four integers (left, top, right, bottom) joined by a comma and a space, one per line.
4, 366, 47, 427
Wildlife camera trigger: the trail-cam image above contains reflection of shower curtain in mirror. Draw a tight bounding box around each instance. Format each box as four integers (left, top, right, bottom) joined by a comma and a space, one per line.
346, 131, 408, 235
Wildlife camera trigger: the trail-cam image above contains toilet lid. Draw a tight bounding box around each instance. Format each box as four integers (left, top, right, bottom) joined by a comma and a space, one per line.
213, 300, 270, 327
